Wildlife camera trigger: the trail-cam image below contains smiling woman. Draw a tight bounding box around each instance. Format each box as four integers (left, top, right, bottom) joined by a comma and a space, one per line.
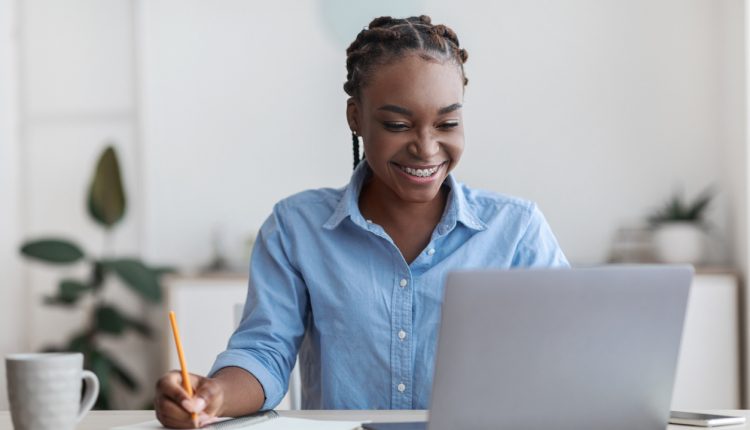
153, 15, 568, 428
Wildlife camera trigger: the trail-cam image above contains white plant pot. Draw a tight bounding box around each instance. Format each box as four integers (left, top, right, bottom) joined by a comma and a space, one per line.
653, 222, 705, 264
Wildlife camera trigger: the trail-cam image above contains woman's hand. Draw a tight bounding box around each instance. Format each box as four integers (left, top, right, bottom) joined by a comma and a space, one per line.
154, 371, 225, 429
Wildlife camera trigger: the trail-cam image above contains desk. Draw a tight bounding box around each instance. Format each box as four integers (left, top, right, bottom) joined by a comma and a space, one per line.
0, 410, 747, 429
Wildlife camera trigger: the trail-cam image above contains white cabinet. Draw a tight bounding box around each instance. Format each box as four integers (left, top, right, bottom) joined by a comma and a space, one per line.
671, 272, 741, 409
163, 275, 248, 376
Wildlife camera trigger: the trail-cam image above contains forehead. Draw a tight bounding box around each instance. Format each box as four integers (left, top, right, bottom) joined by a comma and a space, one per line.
360, 54, 464, 112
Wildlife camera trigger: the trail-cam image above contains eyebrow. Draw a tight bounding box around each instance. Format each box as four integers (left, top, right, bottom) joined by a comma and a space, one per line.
377, 103, 463, 116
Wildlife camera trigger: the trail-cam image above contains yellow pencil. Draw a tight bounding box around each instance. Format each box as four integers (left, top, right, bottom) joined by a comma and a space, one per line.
169, 311, 199, 427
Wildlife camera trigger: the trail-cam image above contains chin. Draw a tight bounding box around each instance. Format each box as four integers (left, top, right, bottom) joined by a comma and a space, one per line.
397, 186, 444, 203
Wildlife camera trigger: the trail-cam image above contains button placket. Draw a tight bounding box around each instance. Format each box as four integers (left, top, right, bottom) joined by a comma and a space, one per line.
392, 271, 413, 408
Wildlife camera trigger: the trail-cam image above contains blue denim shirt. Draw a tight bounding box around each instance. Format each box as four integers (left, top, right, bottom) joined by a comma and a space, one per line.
210, 162, 568, 410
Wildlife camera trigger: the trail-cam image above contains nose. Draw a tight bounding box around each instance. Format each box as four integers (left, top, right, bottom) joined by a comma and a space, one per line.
409, 128, 440, 159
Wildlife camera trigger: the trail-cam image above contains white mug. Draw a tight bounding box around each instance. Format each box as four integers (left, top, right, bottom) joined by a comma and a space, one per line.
6, 352, 99, 430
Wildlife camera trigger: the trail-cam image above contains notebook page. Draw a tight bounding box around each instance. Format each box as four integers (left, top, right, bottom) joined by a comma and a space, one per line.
110, 417, 363, 430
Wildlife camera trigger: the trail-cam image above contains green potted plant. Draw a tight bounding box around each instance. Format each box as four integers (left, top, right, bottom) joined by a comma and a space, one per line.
648, 187, 714, 264
19, 144, 171, 409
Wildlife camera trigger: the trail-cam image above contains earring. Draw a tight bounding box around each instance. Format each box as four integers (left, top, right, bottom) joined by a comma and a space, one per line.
352, 132, 360, 170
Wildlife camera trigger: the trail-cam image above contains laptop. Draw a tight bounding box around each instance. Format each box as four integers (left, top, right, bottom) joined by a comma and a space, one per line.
364, 265, 693, 430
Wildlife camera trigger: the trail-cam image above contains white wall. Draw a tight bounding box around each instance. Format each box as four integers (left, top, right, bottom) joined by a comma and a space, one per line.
139, 0, 739, 268
719, 1, 746, 272
0, 0, 22, 411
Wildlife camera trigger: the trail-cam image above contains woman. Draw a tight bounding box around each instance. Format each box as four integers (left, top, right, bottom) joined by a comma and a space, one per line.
155, 15, 567, 428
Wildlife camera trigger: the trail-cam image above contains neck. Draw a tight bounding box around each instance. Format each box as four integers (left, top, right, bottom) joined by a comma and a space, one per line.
358, 176, 448, 230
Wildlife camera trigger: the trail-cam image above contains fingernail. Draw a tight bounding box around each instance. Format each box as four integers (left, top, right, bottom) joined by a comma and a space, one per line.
181, 399, 194, 412
193, 397, 207, 412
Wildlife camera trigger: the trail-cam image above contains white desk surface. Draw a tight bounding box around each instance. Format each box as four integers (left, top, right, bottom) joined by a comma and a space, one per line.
0, 409, 747, 429
0, 410, 424, 429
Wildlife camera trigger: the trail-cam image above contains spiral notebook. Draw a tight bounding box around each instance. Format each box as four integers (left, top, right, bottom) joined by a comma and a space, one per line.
110, 410, 363, 430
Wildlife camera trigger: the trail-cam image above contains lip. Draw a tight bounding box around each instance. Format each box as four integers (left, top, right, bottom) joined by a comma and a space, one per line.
391, 161, 446, 184
393, 162, 445, 170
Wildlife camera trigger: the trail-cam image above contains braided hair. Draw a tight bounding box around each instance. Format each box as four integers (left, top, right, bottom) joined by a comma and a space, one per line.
345, 15, 469, 169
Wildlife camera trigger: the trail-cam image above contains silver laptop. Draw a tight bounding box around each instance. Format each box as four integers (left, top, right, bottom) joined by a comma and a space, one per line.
365, 265, 693, 430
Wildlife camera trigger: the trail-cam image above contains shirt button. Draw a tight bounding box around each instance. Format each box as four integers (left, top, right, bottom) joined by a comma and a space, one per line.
398, 330, 407, 340
427, 248, 436, 256
399, 278, 408, 288
397, 383, 406, 392
366, 219, 373, 223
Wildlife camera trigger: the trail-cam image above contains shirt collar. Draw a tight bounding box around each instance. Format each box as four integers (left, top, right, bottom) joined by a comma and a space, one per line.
441, 173, 487, 232
323, 161, 487, 232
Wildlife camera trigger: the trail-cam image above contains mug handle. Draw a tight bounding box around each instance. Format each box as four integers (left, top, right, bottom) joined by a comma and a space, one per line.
76, 370, 100, 422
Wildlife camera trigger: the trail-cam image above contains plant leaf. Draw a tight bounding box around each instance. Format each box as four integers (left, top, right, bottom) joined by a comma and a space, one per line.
648, 188, 714, 225
95, 304, 152, 338
95, 392, 111, 411
20, 239, 85, 264
43, 279, 91, 306
91, 349, 139, 395
95, 305, 127, 335
107, 354, 139, 391
124, 317, 152, 338
60, 279, 91, 301
104, 259, 162, 302
43, 295, 77, 306
88, 145, 126, 228
687, 188, 714, 220
91, 261, 106, 291
89, 349, 112, 410
67, 331, 92, 353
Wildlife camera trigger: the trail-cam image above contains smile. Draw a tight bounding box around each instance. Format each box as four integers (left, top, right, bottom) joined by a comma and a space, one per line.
397, 163, 442, 178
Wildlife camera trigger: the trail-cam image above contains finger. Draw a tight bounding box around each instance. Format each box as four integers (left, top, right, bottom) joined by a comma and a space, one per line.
181, 373, 213, 413
198, 413, 222, 427
194, 378, 223, 416
155, 395, 195, 429
187, 372, 203, 388
156, 371, 191, 404
181, 397, 205, 414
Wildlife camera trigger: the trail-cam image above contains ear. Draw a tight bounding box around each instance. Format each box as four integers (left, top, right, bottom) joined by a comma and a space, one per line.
346, 98, 359, 134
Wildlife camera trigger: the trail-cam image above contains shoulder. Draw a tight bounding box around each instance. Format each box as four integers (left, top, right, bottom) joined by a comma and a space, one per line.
456, 182, 539, 226
262, 186, 344, 234
274, 187, 343, 213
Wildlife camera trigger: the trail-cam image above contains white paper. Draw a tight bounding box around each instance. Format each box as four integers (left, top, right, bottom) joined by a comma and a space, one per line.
111, 417, 363, 430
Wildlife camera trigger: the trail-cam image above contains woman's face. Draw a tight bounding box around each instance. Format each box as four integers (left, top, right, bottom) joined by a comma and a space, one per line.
348, 54, 465, 204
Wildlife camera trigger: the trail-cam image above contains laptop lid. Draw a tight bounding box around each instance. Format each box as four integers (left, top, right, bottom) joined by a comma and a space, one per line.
428, 265, 693, 430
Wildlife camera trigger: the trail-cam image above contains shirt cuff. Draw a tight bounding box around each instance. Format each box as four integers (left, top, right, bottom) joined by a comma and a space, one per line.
208, 350, 284, 410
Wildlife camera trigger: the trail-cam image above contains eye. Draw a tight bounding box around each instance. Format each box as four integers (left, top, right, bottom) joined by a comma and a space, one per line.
383, 122, 409, 132
438, 121, 460, 130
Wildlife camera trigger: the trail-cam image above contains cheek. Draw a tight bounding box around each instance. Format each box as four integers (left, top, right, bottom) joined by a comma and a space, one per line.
446, 136, 465, 163
363, 132, 403, 158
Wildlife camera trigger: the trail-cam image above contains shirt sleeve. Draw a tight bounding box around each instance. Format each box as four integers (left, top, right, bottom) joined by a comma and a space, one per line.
209, 204, 308, 410
511, 204, 569, 268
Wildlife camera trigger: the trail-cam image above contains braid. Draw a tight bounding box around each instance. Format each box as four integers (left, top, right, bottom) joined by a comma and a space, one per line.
352, 132, 360, 170
343, 15, 469, 98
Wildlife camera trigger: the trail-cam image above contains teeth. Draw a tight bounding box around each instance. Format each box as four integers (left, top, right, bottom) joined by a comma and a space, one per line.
402, 165, 439, 177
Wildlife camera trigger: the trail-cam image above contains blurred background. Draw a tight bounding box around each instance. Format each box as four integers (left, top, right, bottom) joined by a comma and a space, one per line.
0, 0, 747, 412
